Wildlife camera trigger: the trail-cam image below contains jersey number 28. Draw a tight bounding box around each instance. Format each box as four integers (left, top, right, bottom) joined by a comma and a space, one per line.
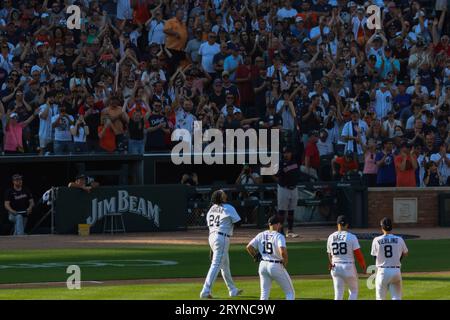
262, 241, 273, 254
208, 215, 220, 227
332, 242, 347, 255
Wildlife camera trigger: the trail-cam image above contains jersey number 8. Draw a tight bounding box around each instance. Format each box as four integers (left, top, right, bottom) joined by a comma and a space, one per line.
262, 241, 273, 254
384, 245, 393, 258
332, 242, 347, 255
208, 215, 220, 227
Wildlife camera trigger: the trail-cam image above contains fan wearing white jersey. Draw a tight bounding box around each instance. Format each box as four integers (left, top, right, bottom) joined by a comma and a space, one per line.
246, 216, 295, 300
200, 190, 243, 299
327, 215, 367, 300
371, 217, 408, 300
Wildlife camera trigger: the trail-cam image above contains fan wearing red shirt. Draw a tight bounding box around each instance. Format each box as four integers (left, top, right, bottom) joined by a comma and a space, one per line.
98, 116, 116, 153
235, 55, 256, 117
394, 142, 418, 187
332, 152, 359, 178
434, 35, 450, 57
301, 130, 320, 179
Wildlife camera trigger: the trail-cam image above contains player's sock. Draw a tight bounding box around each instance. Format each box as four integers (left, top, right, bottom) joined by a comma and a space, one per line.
287, 211, 294, 231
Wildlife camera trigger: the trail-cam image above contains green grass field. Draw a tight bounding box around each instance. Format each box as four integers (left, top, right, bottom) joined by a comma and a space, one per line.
0, 239, 449, 300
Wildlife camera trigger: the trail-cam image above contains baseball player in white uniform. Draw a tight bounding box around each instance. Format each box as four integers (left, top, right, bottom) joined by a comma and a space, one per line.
200, 190, 243, 299
371, 217, 409, 300
327, 215, 367, 300
246, 216, 295, 300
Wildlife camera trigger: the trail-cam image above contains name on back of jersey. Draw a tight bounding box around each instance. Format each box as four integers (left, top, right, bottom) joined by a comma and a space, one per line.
377, 237, 399, 245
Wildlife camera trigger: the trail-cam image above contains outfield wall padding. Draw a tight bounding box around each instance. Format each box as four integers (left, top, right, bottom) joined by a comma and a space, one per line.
54, 185, 188, 234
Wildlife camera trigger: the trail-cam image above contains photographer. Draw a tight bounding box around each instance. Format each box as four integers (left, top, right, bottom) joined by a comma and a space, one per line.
4, 174, 34, 236
70, 115, 90, 153
51, 105, 74, 155
423, 161, 442, 187
235, 164, 261, 224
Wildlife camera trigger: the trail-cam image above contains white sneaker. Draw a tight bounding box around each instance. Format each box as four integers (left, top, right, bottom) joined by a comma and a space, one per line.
287, 231, 299, 238
230, 289, 243, 297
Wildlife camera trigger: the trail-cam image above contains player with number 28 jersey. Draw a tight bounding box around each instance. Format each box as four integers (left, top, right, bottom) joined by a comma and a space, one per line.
326, 215, 366, 300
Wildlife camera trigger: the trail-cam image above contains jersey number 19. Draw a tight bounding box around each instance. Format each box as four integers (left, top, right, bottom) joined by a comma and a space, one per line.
262, 241, 273, 254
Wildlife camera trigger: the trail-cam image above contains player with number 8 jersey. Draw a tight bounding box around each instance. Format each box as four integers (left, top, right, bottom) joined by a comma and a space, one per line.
327, 215, 367, 300
200, 190, 243, 299
371, 217, 408, 300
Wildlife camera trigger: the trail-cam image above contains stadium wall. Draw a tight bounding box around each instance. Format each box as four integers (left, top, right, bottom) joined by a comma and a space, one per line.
367, 188, 450, 228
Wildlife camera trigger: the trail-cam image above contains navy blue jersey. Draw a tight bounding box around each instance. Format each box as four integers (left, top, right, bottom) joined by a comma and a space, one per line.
277, 160, 300, 188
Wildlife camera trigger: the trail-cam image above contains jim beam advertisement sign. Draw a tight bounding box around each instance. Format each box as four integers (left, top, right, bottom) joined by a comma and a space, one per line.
88, 190, 161, 227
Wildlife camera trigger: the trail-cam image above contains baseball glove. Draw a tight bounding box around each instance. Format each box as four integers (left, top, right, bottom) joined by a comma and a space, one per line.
253, 253, 262, 263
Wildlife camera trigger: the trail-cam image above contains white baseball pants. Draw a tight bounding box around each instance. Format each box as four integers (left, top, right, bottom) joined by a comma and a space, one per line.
330, 263, 359, 300
375, 268, 402, 300
259, 261, 295, 300
200, 233, 239, 297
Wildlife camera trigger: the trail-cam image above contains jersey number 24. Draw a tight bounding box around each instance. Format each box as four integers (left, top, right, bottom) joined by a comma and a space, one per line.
208, 215, 220, 227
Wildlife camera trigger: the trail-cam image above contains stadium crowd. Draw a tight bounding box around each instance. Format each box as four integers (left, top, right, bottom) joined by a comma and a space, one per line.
0, 0, 449, 187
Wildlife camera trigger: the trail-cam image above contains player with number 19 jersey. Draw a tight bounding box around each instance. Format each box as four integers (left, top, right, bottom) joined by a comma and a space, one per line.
247, 216, 295, 300
249, 230, 285, 262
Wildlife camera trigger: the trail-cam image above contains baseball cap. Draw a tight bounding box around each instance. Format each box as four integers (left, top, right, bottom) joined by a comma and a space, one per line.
268, 215, 281, 226
347, 1, 356, 7
222, 71, 230, 77
12, 173, 23, 180
213, 78, 222, 85
400, 141, 411, 149
380, 217, 393, 231
295, 16, 304, 23
309, 130, 319, 137
227, 43, 238, 51
302, 37, 311, 44
10, 112, 19, 119
336, 215, 348, 226
282, 146, 293, 153
76, 174, 86, 180
41, 13, 49, 19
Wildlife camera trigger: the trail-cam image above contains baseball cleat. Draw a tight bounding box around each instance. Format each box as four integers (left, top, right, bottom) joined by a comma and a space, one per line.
287, 231, 299, 238
230, 289, 243, 297
200, 293, 214, 299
